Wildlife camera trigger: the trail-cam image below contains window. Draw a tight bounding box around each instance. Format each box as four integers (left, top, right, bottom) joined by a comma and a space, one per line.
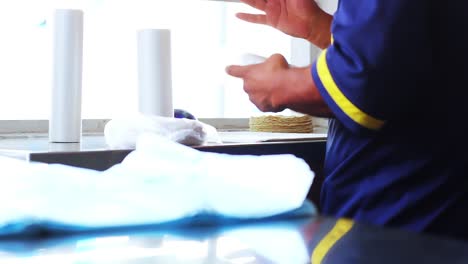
0, 0, 297, 120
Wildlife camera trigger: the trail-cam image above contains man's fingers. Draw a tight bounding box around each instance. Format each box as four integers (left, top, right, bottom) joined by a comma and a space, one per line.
236, 13, 267, 25
226, 65, 249, 78
239, 0, 266, 11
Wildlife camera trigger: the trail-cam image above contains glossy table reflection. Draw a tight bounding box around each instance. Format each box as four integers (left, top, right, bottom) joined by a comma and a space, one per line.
0, 216, 467, 264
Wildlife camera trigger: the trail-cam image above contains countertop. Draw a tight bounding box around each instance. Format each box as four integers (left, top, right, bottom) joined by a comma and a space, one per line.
0, 132, 328, 153
0, 132, 328, 171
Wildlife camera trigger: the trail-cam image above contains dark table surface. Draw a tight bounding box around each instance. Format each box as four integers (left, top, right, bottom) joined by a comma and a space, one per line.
2, 135, 466, 263
0, 134, 327, 170
0, 215, 467, 263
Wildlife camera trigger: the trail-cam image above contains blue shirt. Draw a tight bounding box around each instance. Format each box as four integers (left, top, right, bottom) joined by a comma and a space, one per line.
311, 0, 468, 238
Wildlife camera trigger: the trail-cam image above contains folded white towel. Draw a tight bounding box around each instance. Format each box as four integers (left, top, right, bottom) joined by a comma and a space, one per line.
0, 134, 314, 227
104, 114, 220, 149
121, 134, 315, 219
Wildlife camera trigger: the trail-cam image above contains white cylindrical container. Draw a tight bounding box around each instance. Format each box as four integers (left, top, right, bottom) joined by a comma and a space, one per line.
137, 29, 173, 117
49, 9, 84, 143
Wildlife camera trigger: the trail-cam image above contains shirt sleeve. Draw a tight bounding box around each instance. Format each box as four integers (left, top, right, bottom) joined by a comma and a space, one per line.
311, 0, 432, 134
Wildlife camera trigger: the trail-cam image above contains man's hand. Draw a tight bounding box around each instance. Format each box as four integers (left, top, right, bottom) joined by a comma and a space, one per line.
226, 54, 333, 117
226, 54, 288, 113
237, 0, 333, 48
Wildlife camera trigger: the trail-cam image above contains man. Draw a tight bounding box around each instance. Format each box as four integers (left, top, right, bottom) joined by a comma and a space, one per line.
226, 0, 468, 240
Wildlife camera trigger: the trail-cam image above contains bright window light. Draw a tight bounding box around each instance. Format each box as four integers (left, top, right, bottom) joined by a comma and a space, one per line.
0, 0, 292, 120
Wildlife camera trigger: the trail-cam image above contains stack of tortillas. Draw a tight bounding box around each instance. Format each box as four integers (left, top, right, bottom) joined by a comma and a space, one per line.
249, 115, 313, 133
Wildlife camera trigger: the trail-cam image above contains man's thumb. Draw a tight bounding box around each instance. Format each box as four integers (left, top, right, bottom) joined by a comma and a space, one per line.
226, 65, 248, 78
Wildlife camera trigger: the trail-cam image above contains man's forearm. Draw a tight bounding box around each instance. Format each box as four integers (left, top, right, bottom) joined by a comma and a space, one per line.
307, 11, 333, 49
272, 66, 334, 118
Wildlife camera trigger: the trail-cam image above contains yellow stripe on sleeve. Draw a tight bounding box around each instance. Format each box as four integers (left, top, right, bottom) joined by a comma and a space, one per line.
316, 50, 385, 130
311, 218, 354, 264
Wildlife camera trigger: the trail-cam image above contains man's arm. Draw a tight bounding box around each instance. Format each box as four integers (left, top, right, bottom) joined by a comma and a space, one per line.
226, 54, 333, 117
276, 66, 333, 117
304, 9, 333, 49
309, 0, 431, 134
236, 0, 333, 49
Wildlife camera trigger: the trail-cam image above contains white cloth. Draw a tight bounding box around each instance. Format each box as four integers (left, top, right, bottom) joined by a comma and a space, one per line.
104, 114, 220, 149
0, 134, 314, 228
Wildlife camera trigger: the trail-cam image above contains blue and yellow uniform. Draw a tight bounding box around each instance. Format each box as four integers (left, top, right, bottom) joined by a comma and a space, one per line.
311, 0, 468, 239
